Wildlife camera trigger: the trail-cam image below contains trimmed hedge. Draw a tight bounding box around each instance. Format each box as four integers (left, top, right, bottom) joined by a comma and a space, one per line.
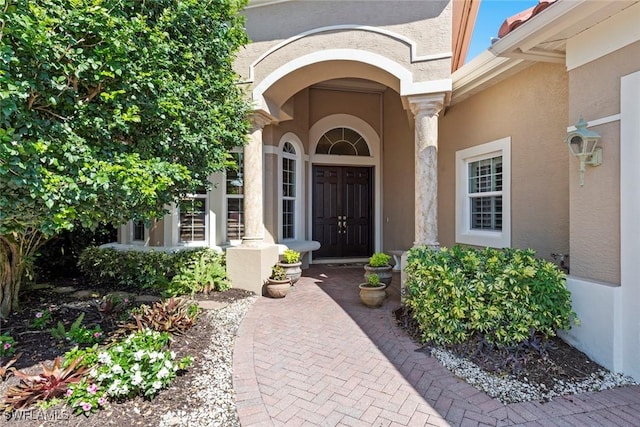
78, 247, 229, 295
404, 245, 576, 347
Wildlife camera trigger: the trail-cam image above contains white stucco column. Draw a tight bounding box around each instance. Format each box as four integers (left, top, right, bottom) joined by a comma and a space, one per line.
408, 94, 445, 248
227, 109, 278, 296
242, 111, 272, 244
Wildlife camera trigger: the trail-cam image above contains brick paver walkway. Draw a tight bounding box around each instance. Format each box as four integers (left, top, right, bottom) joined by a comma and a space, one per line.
233, 265, 640, 426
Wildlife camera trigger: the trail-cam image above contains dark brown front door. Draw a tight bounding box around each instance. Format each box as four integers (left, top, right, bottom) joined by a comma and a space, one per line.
313, 165, 373, 258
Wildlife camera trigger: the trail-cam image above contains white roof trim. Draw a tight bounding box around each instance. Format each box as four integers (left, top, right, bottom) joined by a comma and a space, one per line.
451, 50, 526, 105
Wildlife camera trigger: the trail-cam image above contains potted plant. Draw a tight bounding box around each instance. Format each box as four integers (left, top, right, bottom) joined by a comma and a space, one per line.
358, 273, 386, 308
265, 265, 291, 298
277, 249, 302, 284
364, 252, 393, 285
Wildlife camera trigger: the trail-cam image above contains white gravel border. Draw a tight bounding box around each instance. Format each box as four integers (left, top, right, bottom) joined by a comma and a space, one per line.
431, 347, 638, 404
159, 295, 258, 427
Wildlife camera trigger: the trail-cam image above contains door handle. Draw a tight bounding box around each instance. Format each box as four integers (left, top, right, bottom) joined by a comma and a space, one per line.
337, 216, 347, 234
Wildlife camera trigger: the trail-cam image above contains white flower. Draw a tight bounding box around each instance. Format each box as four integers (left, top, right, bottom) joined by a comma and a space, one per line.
121, 384, 129, 395
107, 379, 121, 395
114, 346, 124, 353
153, 381, 162, 390
170, 351, 176, 359
164, 360, 173, 369
111, 364, 123, 375
157, 367, 169, 379
149, 351, 161, 362
131, 363, 140, 372
131, 371, 144, 386
89, 368, 98, 378
133, 350, 145, 361
98, 352, 112, 365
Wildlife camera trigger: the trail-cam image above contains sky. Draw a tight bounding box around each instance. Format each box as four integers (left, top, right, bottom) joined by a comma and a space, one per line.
465, 0, 539, 63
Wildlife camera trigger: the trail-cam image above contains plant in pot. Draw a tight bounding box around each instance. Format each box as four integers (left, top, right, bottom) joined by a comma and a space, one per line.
358, 273, 386, 308
277, 249, 302, 284
266, 265, 292, 298
364, 252, 393, 286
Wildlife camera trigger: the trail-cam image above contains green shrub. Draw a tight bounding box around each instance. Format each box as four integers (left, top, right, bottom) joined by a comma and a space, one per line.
365, 273, 381, 287
165, 249, 229, 296
78, 247, 173, 289
282, 249, 300, 264
404, 245, 576, 347
78, 247, 229, 295
369, 252, 390, 267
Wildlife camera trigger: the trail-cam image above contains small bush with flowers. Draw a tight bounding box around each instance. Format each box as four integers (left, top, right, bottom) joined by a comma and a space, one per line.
88, 329, 192, 401
30, 308, 53, 330
65, 377, 108, 415
0, 333, 17, 358
50, 313, 104, 346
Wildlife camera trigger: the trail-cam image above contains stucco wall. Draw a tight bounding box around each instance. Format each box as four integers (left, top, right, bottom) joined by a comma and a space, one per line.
567, 40, 640, 284
382, 90, 415, 251
440, 62, 569, 261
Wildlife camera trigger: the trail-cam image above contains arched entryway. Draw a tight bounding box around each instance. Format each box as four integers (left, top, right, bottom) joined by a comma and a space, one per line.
308, 115, 381, 261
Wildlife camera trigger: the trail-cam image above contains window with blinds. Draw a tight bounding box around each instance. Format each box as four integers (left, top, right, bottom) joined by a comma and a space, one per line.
468, 156, 503, 231
226, 151, 244, 241
178, 195, 207, 242
455, 137, 511, 248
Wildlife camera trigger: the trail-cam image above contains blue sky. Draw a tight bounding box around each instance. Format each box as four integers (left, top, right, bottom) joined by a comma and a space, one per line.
466, 0, 539, 63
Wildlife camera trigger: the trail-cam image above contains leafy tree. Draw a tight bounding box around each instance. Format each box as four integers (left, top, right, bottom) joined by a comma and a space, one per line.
0, 0, 250, 317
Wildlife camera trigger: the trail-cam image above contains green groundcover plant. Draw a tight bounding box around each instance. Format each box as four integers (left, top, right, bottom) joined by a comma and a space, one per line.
404, 245, 577, 348
64, 329, 192, 415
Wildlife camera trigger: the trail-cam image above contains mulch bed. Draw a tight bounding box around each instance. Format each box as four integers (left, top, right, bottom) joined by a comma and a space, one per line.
394, 305, 604, 389
0, 279, 253, 426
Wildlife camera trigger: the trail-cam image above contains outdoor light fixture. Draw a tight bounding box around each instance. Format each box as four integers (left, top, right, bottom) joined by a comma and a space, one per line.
566, 116, 602, 187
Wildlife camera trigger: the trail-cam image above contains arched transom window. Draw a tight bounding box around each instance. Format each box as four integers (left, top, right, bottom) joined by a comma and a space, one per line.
316, 127, 370, 156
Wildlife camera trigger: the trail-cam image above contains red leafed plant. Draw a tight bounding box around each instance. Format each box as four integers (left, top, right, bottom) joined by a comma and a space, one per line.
3, 356, 88, 410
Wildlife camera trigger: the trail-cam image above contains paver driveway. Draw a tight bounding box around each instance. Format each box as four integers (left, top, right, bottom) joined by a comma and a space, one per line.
233, 265, 640, 426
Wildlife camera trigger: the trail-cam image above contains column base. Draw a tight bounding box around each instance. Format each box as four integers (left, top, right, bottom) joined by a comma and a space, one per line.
226, 244, 279, 296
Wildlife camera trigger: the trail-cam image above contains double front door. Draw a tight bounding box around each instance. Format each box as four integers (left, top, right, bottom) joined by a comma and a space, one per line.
312, 165, 373, 259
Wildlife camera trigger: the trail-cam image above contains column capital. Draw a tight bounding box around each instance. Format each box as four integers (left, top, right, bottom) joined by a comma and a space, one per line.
407, 93, 445, 118
251, 109, 276, 132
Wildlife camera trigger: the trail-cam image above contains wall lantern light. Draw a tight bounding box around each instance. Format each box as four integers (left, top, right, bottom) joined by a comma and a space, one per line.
566, 116, 602, 187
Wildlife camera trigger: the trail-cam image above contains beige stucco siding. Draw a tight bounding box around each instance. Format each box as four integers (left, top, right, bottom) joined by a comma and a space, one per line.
440, 62, 569, 261
382, 90, 415, 251
566, 41, 640, 284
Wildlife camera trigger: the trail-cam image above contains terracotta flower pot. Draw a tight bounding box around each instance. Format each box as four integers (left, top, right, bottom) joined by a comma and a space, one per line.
266, 278, 291, 298
359, 283, 387, 308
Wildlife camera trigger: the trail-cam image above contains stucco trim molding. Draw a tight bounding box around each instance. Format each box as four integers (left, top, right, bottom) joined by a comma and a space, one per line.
252, 48, 452, 114
244, 25, 452, 84
566, 114, 621, 132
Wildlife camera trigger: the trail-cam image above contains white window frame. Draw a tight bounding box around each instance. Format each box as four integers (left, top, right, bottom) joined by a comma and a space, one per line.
177, 193, 209, 246
131, 220, 147, 243
278, 134, 304, 242
455, 137, 511, 248
224, 148, 244, 244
